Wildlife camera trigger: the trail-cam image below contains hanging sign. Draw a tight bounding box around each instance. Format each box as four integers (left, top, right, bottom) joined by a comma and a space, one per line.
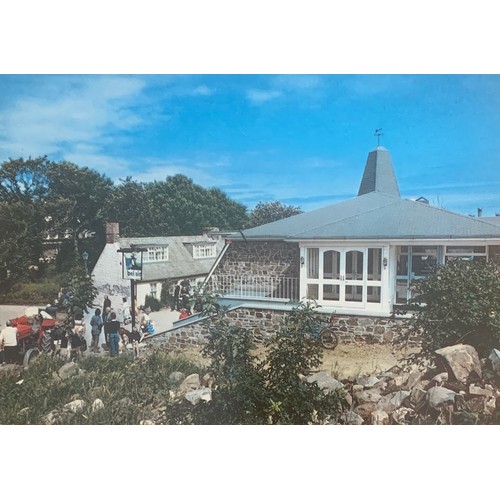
122, 251, 143, 280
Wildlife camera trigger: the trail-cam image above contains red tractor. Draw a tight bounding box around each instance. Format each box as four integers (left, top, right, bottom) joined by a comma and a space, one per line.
9, 307, 68, 366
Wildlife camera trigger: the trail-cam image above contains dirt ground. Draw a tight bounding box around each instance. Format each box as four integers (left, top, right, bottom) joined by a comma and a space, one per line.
172, 341, 420, 380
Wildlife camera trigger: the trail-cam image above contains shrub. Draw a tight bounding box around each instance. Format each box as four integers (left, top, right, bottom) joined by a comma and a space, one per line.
400, 259, 500, 356
1, 281, 60, 305
143, 294, 162, 312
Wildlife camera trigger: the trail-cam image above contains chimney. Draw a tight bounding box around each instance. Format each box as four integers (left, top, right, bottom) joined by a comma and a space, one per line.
477, 208, 482, 217
106, 222, 120, 243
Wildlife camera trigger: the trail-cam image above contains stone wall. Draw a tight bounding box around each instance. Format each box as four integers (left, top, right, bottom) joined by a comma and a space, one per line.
151, 306, 412, 349
216, 240, 300, 278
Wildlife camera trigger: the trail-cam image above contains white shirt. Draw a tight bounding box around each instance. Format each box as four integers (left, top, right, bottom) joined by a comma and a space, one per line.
1, 326, 18, 347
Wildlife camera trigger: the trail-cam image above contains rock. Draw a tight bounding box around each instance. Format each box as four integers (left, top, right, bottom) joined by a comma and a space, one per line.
140, 420, 154, 425
91, 399, 105, 412
202, 373, 214, 388
454, 394, 467, 411
392, 407, 415, 424
307, 371, 343, 393
180, 373, 201, 393
341, 411, 364, 425
435, 344, 482, 383
56, 362, 79, 380
405, 369, 423, 390
410, 385, 427, 407
371, 409, 389, 425
488, 349, 500, 373
43, 410, 62, 425
469, 384, 494, 398
465, 396, 486, 413
64, 399, 86, 413
377, 390, 410, 413
344, 392, 353, 407
357, 375, 380, 388
185, 388, 212, 405
430, 372, 448, 385
352, 384, 364, 392
427, 386, 457, 409
353, 389, 382, 405
168, 371, 185, 385
485, 397, 497, 414
353, 402, 378, 420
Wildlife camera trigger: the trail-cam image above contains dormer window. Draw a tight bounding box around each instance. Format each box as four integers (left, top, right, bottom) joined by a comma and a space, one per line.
193, 243, 216, 259
143, 246, 169, 263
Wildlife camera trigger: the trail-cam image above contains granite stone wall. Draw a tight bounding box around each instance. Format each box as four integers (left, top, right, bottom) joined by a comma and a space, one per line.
152, 306, 412, 349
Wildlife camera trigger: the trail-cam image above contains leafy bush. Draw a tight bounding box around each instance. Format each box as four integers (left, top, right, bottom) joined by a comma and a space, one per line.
144, 294, 162, 312
400, 259, 500, 356
168, 300, 345, 425
1, 281, 60, 305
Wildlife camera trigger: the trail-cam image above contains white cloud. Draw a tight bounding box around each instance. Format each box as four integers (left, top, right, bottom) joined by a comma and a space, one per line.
246, 89, 282, 104
191, 85, 214, 96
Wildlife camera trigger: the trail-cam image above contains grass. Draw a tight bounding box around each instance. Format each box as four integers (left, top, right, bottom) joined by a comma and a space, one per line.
0, 351, 203, 425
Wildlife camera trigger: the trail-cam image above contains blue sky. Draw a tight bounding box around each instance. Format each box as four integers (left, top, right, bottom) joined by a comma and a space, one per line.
1, 74, 499, 216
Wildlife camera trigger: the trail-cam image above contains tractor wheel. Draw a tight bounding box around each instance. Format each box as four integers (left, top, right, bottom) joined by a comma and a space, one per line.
41, 333, 54, 354
23, 348, 40, 367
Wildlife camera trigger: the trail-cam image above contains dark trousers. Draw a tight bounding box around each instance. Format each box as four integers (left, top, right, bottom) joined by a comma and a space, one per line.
4, 346, 19, 364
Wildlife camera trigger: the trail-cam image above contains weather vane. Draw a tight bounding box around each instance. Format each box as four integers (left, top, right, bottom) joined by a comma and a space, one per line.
374, 128, 383, 147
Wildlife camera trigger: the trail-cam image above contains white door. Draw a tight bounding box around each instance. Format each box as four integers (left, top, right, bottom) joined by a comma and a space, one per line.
320, 247, 383, 310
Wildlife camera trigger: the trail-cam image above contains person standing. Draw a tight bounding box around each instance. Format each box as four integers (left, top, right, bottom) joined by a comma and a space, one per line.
90, 308, 104, 352
0, 320, 18, 364
107, 312, 121, 357
102, 295, 111, 318
121, 297, 131, 325
103, 307, 112, 349
172, 283, 180, 311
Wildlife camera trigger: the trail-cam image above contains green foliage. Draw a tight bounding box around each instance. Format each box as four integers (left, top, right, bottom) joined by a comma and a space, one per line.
169, 299, 345, 425
65, 265, 98, 320
400, 259, 500, 356
246, 201, 302, 228
0, 282, 60, 305
144, 294, 162, 312
0, 351, 201, 425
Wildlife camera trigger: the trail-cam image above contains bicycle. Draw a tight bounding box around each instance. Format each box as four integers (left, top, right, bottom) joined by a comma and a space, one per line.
307, 315, 339, 350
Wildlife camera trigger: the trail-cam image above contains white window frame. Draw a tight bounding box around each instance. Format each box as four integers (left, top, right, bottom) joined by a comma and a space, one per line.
150, 282, 158, 299
142, 246, 169, 263
193, 243, 216, 259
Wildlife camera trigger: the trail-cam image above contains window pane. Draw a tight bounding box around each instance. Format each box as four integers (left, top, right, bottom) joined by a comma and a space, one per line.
368, 248, 381, 281
307, 248, 319, 279
367, 286, 381, 303
345, 285, 363, 302
307, 284, 319, 300
396, 279, 409, 303
346, 251, 363, 280
411, 254, 437, 277
446, 246, 486, 254
323, 284, 340, 301
323, 250, 340, 279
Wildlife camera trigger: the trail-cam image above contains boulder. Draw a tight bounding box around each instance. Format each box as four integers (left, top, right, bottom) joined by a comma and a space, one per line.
371, 409, 390, 425
140, 420, 155, 425
202, 373, 214, 388
377, 390, 410, 413
307, 371, 343, 393
357, 375, 380, 388
430, 372, 448, 385
91, 399, 105, 412
434, 344, 482, 383
488, 349, 500, 373
410, 385, 427, 407
427, 386, 457, 409
353, 402, 378, 420
392, 407, 415, 424
179, 374, 201, 393
469, 384, 494, 398
353, 389, 382, 405
169, 371, 185, 385
64, 399, 86, 413
341, 411, 364, 425
405, 370, 423, 390
56, 362, 79, 380
185, 388, 212, 405
465, 396, 486, 413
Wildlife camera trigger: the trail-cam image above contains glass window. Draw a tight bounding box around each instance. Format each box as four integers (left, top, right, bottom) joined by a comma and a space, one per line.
193, 244, 216, 259
345, 251, 363, 280
307, 248, 319, 279
345, 285, 363, 302
396, 279, 409, 304
323, 250, 340, 280
150, 282, 158, 299
367, 286, 381, 303
143, 246, 169, 263
396, 247, 408, 275
368, 248, 381, 281
307, 284, 319, 300
323, 284, 340, 301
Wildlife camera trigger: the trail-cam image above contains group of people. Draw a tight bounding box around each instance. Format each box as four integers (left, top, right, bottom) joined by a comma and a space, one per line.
89, 295, 154, 358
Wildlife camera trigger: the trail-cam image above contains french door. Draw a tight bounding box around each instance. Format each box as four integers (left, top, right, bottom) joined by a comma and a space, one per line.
306, 247, 383, 309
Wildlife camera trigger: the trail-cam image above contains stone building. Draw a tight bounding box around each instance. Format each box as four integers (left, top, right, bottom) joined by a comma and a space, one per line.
198, 146, 500, 343
91, 222, 225, 312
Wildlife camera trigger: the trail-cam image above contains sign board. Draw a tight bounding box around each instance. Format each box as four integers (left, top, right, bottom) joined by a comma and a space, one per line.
122, 251, 143, 280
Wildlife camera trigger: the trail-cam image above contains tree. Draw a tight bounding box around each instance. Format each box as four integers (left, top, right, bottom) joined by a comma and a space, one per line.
247, 201, 302, 228
401, 259, 500, 357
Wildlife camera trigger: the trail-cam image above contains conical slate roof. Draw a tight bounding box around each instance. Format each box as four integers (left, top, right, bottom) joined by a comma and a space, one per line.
241, 147, 500, 241
357, 146, 400, 197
